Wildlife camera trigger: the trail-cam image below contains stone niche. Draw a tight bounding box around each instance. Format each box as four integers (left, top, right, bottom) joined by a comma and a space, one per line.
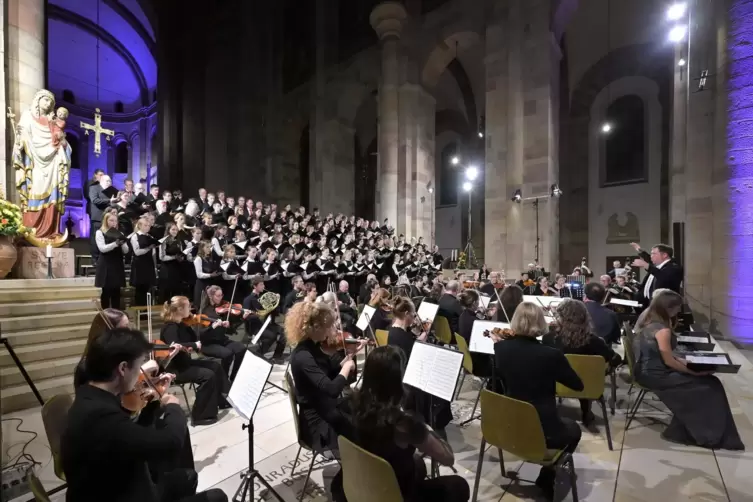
13, 246, 75, 279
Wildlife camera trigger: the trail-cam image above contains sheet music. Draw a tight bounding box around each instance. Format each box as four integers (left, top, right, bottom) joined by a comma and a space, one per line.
610, 298, 641, 307
220, 261, 230, 271
686, 354, 728, 365
235, 240, 247, 249
469, 320, 509, 355
416, 301, 439, 324
357, 305, 376, 331
251, 316, 273, 345
159, 236, 169, 243
678, 335, 708, 344
523, 295, 564, 309
227, 352, 273, 422
403, 342, 463, 401
478, 295, 491, 309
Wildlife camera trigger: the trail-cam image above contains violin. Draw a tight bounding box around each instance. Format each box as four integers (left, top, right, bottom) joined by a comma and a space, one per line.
523, 279, 535, 287
182, 313, 213, 327
121, 367, 172, 413
483, 327, 514, 341
214, 301, 252, 319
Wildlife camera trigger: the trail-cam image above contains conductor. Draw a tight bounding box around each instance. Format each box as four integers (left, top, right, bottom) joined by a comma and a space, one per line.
629, 242, 683, 306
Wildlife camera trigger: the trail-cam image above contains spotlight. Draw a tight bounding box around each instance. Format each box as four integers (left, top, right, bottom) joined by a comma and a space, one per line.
465, 166, 478, 181
463, 181, 473, 192
511, 189, 522, 203
478, 131, 484, 138
428, 187, 434, 194
426, 181, 434, 194
601, 122, 613, 134
667, 2, 687, 21
668, 25, 687, 43
678, 58, 687, 67
451, 156, 460, 165
550, 184, 563, 198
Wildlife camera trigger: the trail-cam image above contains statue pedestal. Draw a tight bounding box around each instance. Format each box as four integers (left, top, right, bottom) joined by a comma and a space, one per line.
13, 247, 75, 279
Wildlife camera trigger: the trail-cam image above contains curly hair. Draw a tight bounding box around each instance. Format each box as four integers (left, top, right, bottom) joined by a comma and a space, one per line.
284, 301, 337, 347
553, 299, 592, 348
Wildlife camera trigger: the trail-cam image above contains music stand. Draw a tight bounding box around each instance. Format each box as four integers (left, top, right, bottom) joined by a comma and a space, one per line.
248, 316, 286, 394
230, 351, 284, 502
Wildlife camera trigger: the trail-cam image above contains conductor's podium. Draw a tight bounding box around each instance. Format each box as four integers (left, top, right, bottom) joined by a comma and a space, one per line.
0, 278, 100, 413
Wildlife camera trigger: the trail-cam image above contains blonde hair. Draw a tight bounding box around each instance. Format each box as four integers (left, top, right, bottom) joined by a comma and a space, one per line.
510, 301, 547, 338
135, 216, 150, 232
223, 244, 236, 260
284, 301, 336, 346
369, 288, 391, 308
100, 212, 118, 231
162, 296, 190, 322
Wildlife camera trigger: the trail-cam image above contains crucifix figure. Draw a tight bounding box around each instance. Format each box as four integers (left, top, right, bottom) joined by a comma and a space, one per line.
80, 108, 114, 157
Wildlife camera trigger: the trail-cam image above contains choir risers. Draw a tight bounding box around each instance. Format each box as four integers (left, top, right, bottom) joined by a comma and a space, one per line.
0, 299, 97, 317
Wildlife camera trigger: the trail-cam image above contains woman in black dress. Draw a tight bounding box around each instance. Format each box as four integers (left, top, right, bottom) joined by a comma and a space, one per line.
633, 290, 743, 450
95, 213, 129, 309
129, 216, 157, 306
158, 223, 185, 304
368, 288, 393, 333
199, 285, 246, 381
193, 241, 220, 308
350, 346, 469, 502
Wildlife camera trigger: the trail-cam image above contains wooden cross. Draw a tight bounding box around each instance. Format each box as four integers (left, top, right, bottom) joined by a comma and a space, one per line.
80, 108, 114, 157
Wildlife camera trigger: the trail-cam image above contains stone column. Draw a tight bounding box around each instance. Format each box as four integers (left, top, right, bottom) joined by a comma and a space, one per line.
5, 0, 45, 201
126, 142, 135, 181
371, 2, 407, 228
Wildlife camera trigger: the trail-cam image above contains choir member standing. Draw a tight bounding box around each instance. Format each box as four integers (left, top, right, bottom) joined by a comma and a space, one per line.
95, 212, 128, 309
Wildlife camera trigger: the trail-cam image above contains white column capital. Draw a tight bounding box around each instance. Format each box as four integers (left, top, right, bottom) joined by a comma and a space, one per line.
370, 2, 408, 41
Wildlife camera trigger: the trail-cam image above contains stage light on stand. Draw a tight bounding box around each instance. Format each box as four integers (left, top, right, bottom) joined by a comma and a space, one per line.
451, 156, 460, 165
678, 58, 686, 67
668, 25, 687, 43
551, 184, 563, 198
463, 181, 473, 192
667, 2, 687, 21
601, 122, 613, 134
511, 189, 522, 203
478, 131, 484, 138
465, 166, 478, 181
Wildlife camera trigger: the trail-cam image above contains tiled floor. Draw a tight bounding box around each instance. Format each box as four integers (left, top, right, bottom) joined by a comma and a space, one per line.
4, 337, 753, 502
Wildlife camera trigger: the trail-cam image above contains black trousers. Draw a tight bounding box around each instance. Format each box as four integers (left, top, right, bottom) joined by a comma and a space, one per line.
174, 359, 229, 422
246, 322, 286, 359
159, 468, 227, 502
90, 220, 101, 265
539, 418, 582, 485
100, 287, 121, 309
134, 285, 150, 307
201, 340, 246, 381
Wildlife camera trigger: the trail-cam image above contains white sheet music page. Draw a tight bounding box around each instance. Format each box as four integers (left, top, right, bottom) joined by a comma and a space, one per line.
610, 298, 641, 307
677, 335, 708, 344
403, 342, 463, 402
478, 295, 491, 309
251, 316, 273, 345
227, 352, 273, 422
470, 320, 509, 355
357, 305, 376, 331
523, 295, 564, 309
686, 354, 728, 365
416, 301, 439, 324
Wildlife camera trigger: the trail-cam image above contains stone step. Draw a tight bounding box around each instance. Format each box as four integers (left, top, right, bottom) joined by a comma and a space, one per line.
0, 286, 100, 303
0, 375, 74, 414
0, 277, 95, 290
0, 355, 80, 387
2, 323, 91, 347
2, 310, 99, 332
0, 339, 86, 367
0, 299, 98, 317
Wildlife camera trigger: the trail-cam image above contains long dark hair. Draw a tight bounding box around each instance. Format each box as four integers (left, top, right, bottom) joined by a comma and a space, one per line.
496, 285, 523, 322
636, 290, 684, 330
554, 299, 592, 348
351, 346, 410, 442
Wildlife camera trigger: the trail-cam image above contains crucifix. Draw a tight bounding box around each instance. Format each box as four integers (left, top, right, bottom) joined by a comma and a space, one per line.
80, 108, 114, 157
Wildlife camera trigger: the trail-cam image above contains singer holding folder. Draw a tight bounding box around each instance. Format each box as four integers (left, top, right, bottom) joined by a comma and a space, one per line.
632, 290, 743, 450
95, 212, 129, 309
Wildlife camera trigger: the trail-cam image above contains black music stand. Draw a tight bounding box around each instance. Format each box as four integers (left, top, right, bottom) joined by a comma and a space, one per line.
1, 326, 44, 407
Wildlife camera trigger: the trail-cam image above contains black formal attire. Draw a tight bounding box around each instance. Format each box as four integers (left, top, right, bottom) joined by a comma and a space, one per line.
369, 307, 392, 333
584, 300, 621, 345
242, 292, 286, 359
95, 230, 128, 309
635, 251, 684, 305
289, 339, 352, 453
478, 283, 497, 298
89, 184, 111, 265
458, 310, 492, 378
438, 293, 463, 340
387, 325, 416, 361
159, 239, 185, 304
130, 232, 157, 306
358, 282, 373, 306
61, 385, 226, 502
282, 289, 304, 314
533, 286, 557, 297
83, 178, 98, 218
199, 305, 246, 381
494, 336, 583, 488
193, 257, 219, 308
160, 322, 229, 423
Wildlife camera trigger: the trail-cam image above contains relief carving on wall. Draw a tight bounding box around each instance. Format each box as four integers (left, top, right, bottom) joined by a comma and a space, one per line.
607, 212, 640, 244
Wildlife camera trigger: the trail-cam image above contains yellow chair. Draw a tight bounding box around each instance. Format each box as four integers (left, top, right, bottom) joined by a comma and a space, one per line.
471, 390, 578, 502
434, 316, 454, 345
556, 354, 613, 450
338, 436, 403, 502
375, 329, 389, 347
28, 473, 51, 502
454, 335, 488, 425
284, 371, 337, 502
41, 394, 73, 482
621, 334, 653, 431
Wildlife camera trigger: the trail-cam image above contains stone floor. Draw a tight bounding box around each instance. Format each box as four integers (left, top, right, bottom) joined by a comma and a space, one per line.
4, 337, 753, 502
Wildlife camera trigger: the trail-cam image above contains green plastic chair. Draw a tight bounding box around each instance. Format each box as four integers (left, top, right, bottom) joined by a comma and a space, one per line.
339, 436, 403, 502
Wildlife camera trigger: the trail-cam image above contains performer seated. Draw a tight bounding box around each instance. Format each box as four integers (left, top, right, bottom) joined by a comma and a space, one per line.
600, 274, 612, 289
533, 276, 556, 296
541, 299, 621, 426
282, 275, 305, 314
633, 290, 743, 450
457, 290, 492, 378
368, 288, 393, 332
199, 285, 247, 381
479, 272, 503, 297
351, 346, 470, 502
61, 327, 227, 502
583, 283, 622, 344
494, 302, 583, 500
242, 275, 286, 363
552, 274, 572, 298
437, 280, 463, 338
161, 296, 230, 426
516, 272, 536, 294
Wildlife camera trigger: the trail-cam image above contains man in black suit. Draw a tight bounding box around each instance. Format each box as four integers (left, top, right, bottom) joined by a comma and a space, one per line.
61, 327, 227, 502
145, 184, 160, 210
89, 175, 116, 266
630, 242, 684, 306
583, 282, 621, 345
83, 169, 104, 218
438, 280, 463, 336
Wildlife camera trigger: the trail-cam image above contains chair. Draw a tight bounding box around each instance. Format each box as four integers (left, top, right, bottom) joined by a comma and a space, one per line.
556, 354, 613, 450
41, 394, 73, 482
471, 390, 578, 502
434, 316, 454, 345
621, 334, 652, 431
28, 473, 51, 502
284, 371, 336, 502
338, 436, 403, 502
375, 329, 389, 348
453, 335, 488, 425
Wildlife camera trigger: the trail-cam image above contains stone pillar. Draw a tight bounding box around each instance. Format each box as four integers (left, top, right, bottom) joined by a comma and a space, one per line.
138, 118, 148, 181
126, 142, 135, 181
371, 2, 407, 228
5, 0, 45, 201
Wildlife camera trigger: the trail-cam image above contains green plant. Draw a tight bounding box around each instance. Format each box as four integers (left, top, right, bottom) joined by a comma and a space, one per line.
457, 251, 467, 269
0, 198, 26, 237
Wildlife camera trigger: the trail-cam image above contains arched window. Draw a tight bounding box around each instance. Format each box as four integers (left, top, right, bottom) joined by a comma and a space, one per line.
62, 89, 75, 104
603, 95, 646, 185
114, 141, 129, 174
67, 135, 81, 170
439, 143, 459, 206
299, 125, 310, 208
114, 101, 124, 113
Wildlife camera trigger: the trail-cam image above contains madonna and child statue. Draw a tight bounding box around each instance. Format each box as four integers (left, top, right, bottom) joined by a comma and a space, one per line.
11, 89, 71, 247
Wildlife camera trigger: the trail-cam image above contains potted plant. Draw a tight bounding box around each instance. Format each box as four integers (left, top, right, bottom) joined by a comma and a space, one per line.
0, 198, 26, 278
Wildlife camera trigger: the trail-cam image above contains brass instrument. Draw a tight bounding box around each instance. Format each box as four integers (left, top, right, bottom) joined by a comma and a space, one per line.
256, 291, 280, 319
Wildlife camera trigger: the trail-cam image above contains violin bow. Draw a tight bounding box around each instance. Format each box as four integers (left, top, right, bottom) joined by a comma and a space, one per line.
92, 299, 114, 330
328, 282, 348, 354
226, 275, 240, 323
493, 286, 511, 324
146, 292, 154, 360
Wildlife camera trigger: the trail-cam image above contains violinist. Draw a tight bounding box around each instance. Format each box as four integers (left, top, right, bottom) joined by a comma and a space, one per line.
129, 216, 158, 306
75, 308, 131, 388
61, 327, 228, 502
358, 275, 378, 306
241, 276, 287, 363
438, 280, 463, 338
534, 276, 555, 297
516, 272, 535, 294
479, 271, 503, 297
95, 212, 129, 308
161, 296, 230, 426
193, 241, 221, 308
158, 223, 185, 303
457, 290, 492, 378
553, 273, 572, 298
282, 275, 305, 314
387, 296, 426, 364
200, 285, 246, 381
495, 285, 524, 324
368, 288, 393, 332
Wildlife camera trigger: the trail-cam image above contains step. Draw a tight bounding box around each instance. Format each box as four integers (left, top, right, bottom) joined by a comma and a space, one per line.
0, 339, 86, 367
2, 323, 91, 347
0, 286, 100, 303
0, 355, 80, 387
0, 299, 98, 317
2, 310, 99, 332
0, 375, 74, 414
0, 278, 95, 290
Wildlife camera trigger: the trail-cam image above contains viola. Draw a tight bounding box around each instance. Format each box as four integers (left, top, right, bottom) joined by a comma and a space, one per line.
121, 369, 172, 413
321, 330, 363, 354
182, 313, 213, 327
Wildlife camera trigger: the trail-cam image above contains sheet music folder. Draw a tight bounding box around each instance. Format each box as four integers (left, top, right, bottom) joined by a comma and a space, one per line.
676, 331, 715, 352
683, 352, 740, 374
227, 351, 274, 422
403, 341, 463, 402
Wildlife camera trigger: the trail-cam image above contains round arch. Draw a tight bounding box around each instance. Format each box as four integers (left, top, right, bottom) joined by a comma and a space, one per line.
420, 31, 481, 88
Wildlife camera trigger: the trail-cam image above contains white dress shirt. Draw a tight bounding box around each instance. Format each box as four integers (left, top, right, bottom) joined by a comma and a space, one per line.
643, 259, 671, 299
